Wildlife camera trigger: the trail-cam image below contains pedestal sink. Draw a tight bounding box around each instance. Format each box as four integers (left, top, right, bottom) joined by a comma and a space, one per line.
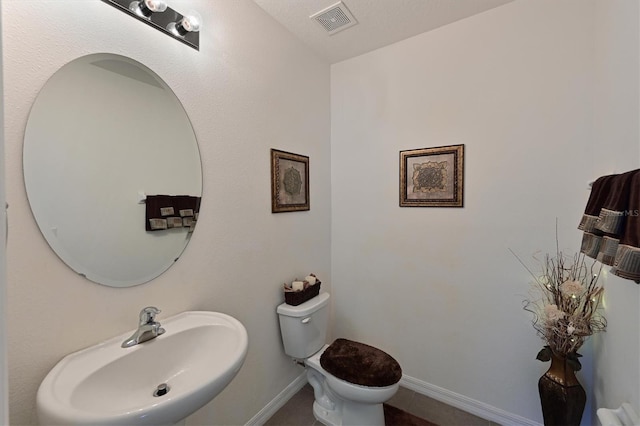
37, 311, 248, 426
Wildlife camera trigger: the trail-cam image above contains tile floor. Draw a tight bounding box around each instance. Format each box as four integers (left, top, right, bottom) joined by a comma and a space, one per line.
264, 384, 498, 426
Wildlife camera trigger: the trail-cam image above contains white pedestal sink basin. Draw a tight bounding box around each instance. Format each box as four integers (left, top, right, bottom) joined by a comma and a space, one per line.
37, 311, 248, 426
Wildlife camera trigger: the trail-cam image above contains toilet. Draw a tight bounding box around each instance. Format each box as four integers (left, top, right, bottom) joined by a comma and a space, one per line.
277, 292, 402, 426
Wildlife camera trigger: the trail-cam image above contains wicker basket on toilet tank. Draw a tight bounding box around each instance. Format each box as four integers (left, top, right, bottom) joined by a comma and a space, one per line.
284, 280, 321, 306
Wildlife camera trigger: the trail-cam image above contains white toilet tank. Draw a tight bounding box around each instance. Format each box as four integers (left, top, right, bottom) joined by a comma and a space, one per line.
277, 292, 330, 359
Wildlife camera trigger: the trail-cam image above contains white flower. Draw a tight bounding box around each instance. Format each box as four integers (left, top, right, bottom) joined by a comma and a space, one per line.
544, 304, 566, 322
560, 280, 585, 297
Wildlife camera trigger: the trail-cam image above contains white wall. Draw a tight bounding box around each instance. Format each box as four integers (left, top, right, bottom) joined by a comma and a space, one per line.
2, 1, 330, 425
592, 0, 640, 417
0, 0, 7, 422
331, 0, 637, 423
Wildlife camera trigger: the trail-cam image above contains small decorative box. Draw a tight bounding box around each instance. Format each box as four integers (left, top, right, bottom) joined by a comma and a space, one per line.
284, 280, 321, 306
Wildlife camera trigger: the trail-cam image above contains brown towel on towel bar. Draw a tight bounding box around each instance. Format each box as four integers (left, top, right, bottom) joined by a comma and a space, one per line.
579, 175, 616, 259
611, 171, 640, 281
595, 170, 635, 265
579, 175, 616, 233
595, 171, 635, 234
579, 169, 640, 281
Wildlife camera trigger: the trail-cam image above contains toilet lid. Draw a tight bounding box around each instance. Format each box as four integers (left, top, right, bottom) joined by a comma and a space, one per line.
320, 338, 402, 387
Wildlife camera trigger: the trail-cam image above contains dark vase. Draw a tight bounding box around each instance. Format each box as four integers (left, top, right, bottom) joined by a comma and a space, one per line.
538, 352, 587, 426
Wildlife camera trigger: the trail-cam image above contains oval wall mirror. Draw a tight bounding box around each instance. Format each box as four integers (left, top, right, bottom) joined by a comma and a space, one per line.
23, 53, 203, 287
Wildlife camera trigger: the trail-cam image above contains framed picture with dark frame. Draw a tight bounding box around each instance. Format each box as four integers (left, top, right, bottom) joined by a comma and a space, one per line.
271, 149, 310, 213
399, 144, 464, 207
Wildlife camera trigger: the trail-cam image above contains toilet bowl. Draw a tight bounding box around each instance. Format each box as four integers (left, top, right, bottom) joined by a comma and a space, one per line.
277, 292, 402, 426
306, 345, 399, 426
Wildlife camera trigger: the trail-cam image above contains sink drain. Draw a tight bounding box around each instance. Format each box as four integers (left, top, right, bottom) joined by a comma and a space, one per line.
153, 383, 170, 397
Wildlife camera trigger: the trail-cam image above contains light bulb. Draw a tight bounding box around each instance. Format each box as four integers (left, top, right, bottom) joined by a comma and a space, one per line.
168, 11, 202, 37
130, 0, 167, 18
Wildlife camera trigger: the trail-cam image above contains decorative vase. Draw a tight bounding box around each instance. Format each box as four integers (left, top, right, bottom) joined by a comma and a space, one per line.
538, 352, 587, 426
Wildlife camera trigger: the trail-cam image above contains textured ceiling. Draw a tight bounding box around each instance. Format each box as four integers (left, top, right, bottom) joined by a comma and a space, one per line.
253, 0, 514, 64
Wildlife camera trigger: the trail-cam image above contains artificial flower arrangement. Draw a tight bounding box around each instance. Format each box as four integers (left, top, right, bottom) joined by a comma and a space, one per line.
514, 247, 607, 371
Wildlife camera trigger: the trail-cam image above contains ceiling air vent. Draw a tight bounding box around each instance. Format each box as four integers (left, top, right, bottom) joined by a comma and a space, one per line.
310, 2, 358, 35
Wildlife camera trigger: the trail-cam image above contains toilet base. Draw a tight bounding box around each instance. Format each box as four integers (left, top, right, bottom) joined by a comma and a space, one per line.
313, 400, 339, 426
312, 399, 386, 426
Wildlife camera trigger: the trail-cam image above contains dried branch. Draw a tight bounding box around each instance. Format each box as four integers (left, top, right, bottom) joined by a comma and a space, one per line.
512, 246, 606, 361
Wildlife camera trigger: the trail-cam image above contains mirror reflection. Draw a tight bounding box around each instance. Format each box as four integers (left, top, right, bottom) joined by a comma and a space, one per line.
23, 53, 203, 287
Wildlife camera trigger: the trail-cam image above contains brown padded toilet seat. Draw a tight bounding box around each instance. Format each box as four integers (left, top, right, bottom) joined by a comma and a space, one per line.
320, 338, 402, 387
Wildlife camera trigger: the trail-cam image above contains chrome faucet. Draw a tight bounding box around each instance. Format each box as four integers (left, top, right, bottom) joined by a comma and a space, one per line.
121, 306, 166, 348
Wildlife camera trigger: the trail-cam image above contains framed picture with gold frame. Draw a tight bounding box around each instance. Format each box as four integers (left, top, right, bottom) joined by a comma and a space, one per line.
399, 144, 464, 207
271, 149, 310, 213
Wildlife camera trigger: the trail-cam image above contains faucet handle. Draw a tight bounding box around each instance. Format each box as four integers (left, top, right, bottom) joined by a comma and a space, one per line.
139, 306, 161, 325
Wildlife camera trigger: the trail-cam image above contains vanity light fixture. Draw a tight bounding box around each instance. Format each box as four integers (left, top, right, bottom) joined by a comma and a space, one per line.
101, 0, 200, 50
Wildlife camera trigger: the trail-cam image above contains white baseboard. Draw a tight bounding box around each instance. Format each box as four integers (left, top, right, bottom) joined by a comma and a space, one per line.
245, 371, 540, 426
400, 375, 542, 426
245, 372, 308, 426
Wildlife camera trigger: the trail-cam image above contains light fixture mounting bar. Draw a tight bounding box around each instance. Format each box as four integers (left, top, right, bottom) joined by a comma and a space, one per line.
101, 0, 199, 51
